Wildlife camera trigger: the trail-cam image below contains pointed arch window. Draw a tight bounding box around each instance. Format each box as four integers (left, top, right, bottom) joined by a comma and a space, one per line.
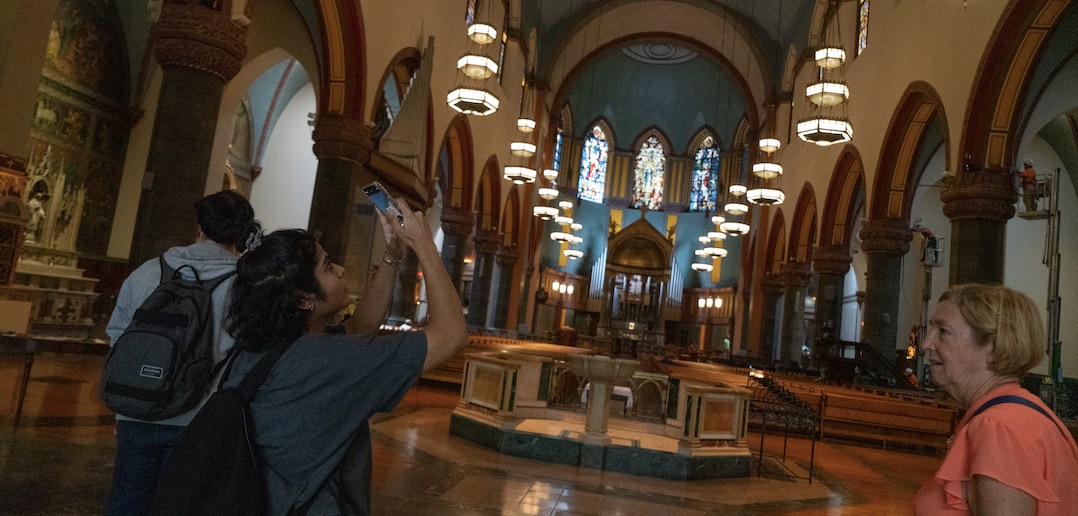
689, 135, 720, 211
465, 0, 479, 24
631, 135, 665, 210
856, 0, 869, 56
553, 105, 572, 172
578, 125, 608, 203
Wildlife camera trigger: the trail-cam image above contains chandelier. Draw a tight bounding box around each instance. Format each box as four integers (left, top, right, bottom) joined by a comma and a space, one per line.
798, 2, 853, 146
747, 137, 785, 206
448, 4, 499, 116
504, 70, 537, 184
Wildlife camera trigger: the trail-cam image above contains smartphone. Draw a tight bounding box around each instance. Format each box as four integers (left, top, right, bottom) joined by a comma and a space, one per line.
362, 181, 405, 226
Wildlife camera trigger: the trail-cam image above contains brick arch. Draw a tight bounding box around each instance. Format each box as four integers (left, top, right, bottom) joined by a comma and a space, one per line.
315, 0, 366, 119
871, 81, 949, 221
436, 115, 475, 210
819, 145, 865, 250
962, 0, 1072, 170
475, 155, 502, 232
765, 208, 787, 276
787, 182, 818, 264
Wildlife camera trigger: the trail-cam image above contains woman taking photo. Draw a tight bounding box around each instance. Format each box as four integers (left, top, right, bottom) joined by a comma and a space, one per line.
914, 284, 1078, 515
223, 199, 468, 515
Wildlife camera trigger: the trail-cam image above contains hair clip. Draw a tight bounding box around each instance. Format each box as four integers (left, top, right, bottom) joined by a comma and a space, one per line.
245, 231, 262, 251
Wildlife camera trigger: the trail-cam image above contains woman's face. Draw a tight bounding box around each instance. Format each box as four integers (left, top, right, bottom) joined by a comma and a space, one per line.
922, 299, 994, 400
310, 243, 349, 315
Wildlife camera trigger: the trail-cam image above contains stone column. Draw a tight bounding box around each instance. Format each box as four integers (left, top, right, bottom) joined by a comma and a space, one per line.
466, 228, 500, 328
309, 115, 372, 262
493, 243, 519, 330
859, 217, 911, 360
387, 249, 419, 325
812, 244, 853, 341
439, 206, 475, 297
941, 168, 1015, 285
779, 261, 811, 363
759, 274, 785, 362
130, 3, 247, 265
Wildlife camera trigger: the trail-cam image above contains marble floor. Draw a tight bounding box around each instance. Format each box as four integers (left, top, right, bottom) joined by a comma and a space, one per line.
1, 352, 943, 515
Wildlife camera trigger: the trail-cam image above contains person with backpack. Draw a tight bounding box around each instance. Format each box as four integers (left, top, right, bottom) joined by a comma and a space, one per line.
216, 199, 468, 515
103, 190, 258, 515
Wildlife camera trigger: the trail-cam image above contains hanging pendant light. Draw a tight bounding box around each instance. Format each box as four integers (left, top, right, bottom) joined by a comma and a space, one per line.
691, 262, 714, 272
533, 205, 558, 220
799, 2, 853, 146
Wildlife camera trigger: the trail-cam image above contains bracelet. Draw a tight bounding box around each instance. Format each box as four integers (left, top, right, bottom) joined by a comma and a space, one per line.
383, 253, 402, 265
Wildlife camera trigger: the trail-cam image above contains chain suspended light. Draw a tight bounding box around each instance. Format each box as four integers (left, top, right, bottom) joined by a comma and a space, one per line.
748, 137, 786, 205
533, 204, 558, 220
448, 1, 499, 116
467, 22, 498, 44
798, 1, 853, 145
538, 187, 559, 200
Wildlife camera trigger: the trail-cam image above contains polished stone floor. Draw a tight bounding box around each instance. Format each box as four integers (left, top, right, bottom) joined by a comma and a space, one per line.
1, 352, 943, 515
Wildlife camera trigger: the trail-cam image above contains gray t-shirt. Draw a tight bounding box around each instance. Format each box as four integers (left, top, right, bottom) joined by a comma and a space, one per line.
223, 330, 427, 515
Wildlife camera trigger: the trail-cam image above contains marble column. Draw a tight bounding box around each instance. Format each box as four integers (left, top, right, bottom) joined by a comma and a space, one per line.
130, 3, 247, 265
759, 273, 785, 362
859, 217, 911, 360
309, 115, 372, 262
388, 249, 419, 325
941, 168, 1015, 285
493, 243, 519, 330
466, 228, 500, 328
779, 261, 811, 363
439, 205, 475, 297
812, 245, 853, 341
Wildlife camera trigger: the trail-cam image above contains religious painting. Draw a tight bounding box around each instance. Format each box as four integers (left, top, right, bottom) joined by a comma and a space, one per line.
578, 125, 608, 203
46, 0, 130, 103
689, 136, 720, 211
631, 136, 665, 210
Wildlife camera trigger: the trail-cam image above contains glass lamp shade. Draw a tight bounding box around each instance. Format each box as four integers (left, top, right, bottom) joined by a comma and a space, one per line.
698, 236, 711, 244
468, 23, 498, 44
457, 54, 499, 79
554, 215, 574, 226
570, 222, 582, 231
502, 165, 536, 184
806, 80, 850, 107
725, 201, 748, 216
550, 231, 573, 243
558, 200, 573, 210
510, 141, 536, 157
447, 87, 499, 116
703, 246, 728, 258
708, 231, 727, 241
759, 138, 780, 153
815, 47, 846, 69
695, 249, 708, 257
728, 184, 747, 196
752, 162, 783, 179
797, 116, 853, 146
691, 262, 714, 272
719, 221, 751, 235
746, 187, 786, 205
533, 205, 558, 220
570, 235, 583, 244
517, 118, 536, 132
564, 249, 583, 259
538, 187, 559, 200
543, 168, 559, 181
711, 215, 725, 225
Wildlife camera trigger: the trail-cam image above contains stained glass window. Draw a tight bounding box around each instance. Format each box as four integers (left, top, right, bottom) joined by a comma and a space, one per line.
631, 136, 665, 210
689, 136, 720, 211
553, 128, 563, 171
465, 0, 478, 24
497, 9, 509, 84
857, 0, 869, 56
578, 125, 608, 203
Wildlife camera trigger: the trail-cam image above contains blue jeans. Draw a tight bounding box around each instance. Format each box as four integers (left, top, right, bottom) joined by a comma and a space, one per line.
105, 420, 185, 516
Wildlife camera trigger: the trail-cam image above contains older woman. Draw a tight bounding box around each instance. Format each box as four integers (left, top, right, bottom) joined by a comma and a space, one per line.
914, 284, 1078, 515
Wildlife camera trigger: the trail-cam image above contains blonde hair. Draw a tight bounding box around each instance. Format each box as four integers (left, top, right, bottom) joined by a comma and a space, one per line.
939, 284, 1045, 376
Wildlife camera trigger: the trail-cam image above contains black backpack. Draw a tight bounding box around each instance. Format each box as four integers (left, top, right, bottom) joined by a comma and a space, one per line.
101, 257, 235, 420
149, 340, 297, 516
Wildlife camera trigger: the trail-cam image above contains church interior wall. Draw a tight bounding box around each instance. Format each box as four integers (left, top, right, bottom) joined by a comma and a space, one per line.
106, 68, 160, 259
250, 82, 319, 232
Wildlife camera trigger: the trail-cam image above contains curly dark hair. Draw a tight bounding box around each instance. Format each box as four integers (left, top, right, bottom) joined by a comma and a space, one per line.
227, 229, 325, 351
195, 190, 259, 250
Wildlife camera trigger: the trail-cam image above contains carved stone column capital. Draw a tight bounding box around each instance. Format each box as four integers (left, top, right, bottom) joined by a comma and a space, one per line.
473, 228, 501, 255
941, 167, 1017, 222
496, 244, 519, 268
812, 244, 853, 275
154, 3, 247, 81
763, 273, 785, 296
311, 115, 372, 164
440, 206, 476, 236
782, 260, 812, 287
859, 217, 911, 255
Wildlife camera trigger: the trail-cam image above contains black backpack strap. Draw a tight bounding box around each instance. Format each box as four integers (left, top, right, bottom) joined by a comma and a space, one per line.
202, 269, 236, 292
224, 338, 300, 401
971, 394, 1067, 438
158, 256, 176, 283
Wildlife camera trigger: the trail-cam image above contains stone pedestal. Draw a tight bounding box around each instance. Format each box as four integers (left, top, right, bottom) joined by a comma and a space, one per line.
567, 355, 639, 446
3, 245, 99, 337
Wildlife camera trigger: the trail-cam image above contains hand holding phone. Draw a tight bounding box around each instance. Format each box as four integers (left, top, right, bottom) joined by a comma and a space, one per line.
362, 181, 405, 226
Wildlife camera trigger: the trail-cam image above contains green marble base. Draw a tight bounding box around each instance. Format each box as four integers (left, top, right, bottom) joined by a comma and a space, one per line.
450, 413, 751, 480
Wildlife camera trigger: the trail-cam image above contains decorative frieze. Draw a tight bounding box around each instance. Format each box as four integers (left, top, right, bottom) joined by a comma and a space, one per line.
812, 244, 853, 275
311, 114, 372, 165
941, 167, 1016, 222
859, 217, 912, 255
154, 3, 247, 81
440, 206, 476, 236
